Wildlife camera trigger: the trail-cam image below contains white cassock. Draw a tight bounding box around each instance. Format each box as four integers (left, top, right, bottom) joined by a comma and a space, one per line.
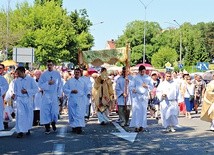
90, 77, 95, 114
5, 79, 15, 103
156, 80, 180, 128
33, 80, 42, 110
5, 79, 16, 109
63, 77, 88, 128
0, 76, 9, 130
38, 70, 62, 124
81, 76, 92, 116
129, 74, 154, 128
115, 75, 133, 106
14, 76, 38, 133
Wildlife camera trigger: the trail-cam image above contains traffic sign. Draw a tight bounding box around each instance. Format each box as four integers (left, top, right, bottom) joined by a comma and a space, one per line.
178, 64, 183, 69
196, 62, 209, 71
165, 62, 171, 68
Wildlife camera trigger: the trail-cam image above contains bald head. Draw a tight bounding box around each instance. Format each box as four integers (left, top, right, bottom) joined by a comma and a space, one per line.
83, 70, 89, 76
34, 70, 42, 79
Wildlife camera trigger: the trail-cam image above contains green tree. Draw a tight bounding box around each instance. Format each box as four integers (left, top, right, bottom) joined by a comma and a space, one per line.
151, 47, 178, 68
0, 12, 7, 50
0, 2, 32, 58
69, 9, 93, 51
11, 1, 76, 64
34, 0, 63, 6
181, 23, 210, 65
5, 1, 93, 65
116, 20, 162, 65
68, 9, 93, 65
204, 22, 214, 58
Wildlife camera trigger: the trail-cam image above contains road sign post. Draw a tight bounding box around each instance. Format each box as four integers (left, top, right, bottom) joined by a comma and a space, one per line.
196, 62, 209, 71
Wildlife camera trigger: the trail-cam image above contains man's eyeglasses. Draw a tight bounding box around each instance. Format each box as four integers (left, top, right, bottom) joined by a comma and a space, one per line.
166, 76, 171, 77
187, 79, 191, 80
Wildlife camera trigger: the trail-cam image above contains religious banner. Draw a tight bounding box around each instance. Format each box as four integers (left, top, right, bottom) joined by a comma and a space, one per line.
80, 47, 128, 66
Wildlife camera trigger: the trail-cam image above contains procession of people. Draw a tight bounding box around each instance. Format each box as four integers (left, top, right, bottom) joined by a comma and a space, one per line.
0, 61, 214, 139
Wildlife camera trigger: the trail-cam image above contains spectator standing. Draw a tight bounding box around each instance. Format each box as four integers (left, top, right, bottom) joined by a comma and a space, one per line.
33, 70, 43, 126
149, 71, 161, 119
192, 75, 206, 114
182, 75, 195, 119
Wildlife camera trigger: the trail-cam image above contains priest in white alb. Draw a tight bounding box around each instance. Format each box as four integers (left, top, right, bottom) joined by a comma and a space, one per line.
129, 65, 154, 132
12, 66, 38, 138
63, 68, 89, 134
156, 71, 180, 132
38, 60, 63, 134
0, 64, 9, 131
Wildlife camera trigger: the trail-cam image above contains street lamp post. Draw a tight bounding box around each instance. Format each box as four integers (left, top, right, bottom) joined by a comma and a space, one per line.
173, 20, 182, 65
90, 21, 104, 50
90, 21, 104, 30
5, 0, 11, 60
139, 0, 154, 63
92, 21, 104, 26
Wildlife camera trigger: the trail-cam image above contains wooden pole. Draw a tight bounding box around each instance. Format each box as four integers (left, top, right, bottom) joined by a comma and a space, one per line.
124, 42, 130, 109
125, 43, 130, 68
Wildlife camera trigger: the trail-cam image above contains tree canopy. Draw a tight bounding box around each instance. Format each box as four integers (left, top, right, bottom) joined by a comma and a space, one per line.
116, 20, 213, 67
0, 0, 213, 68
0, 1, 93, 65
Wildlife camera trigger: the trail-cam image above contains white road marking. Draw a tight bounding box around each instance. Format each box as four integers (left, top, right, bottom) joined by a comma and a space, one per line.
209, 140, 214, 145
111, 122, 137, 143
53, 144, 65, 155
0, 127, 16, 137
57, 126, 67, 138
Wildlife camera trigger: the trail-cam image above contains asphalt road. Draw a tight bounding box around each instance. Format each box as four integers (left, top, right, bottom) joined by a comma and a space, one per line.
0, 108, 213, 155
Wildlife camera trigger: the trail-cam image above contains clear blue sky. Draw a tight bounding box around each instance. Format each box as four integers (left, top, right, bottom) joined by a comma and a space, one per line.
0, 0, 213, 50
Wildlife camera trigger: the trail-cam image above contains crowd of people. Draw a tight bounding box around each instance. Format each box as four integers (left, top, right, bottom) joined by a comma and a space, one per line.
0, 60, 214, 139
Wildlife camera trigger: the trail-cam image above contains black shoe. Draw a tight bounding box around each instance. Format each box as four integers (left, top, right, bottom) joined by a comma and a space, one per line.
33, 122, 39, 126
135, 128, 140, 132
26, 130, 31, 135
124, 122, 130, 126
120, 123, 125, 127
51, 122, 57, 132
3, 122, 9, 129
11, 112, 16, 119
45, 124, 51, 134
17, 132, 24, 138
100, 121, 106, 125
76, 127, 82, 134
72, 128, 77, 133
85, 116, 90, 119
